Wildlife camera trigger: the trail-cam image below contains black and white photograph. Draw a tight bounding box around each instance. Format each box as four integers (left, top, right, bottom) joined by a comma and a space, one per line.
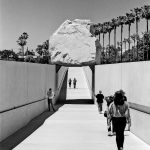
0, 0, 150, 149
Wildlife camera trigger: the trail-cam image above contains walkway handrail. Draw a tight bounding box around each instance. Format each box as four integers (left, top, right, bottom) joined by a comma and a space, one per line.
129, 102, 150, 115
0, 98, 46, 114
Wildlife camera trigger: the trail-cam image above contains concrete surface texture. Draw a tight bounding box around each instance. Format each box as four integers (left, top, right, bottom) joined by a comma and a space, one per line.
14, 67, 150, 150
14, 104, 150, 150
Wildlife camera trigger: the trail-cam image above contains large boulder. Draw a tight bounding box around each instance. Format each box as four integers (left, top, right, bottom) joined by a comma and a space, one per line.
49, 19, 101, 66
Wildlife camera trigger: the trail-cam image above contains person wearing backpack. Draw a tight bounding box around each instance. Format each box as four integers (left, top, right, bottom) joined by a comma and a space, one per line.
108, 91, 131, 150
105, 96, 114, 136
95, 90, 104, 113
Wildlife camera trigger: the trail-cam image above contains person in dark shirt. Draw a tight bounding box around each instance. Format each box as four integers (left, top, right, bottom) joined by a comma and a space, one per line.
68, 78, 72, 88
95, 90, 104, 113
73, 78, 77, 89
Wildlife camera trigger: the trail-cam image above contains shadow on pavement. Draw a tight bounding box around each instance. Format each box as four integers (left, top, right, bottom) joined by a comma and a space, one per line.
0, 103, 64, 150
59, 99, 94, 104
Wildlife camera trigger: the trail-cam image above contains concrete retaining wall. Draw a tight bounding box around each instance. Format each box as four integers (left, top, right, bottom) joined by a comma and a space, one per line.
95, 62, 150, 145
0, 61, 67, 142
83, 66, 92, 97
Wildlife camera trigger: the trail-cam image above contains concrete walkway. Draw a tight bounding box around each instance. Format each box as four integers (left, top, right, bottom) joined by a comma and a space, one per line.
1, 67, 150, 150
14, 103, 150, 150
14, 67, 150, 150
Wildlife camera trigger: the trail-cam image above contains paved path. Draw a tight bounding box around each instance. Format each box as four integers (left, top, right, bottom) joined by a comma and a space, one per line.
14, 103, 150, 150
67, 67, 91, 99
2, 67, 150, 150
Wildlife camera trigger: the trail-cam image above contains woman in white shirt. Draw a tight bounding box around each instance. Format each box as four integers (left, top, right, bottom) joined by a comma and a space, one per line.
108, 91, 131, 150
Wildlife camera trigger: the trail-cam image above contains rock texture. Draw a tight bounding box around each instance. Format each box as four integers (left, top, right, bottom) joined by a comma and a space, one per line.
49, 19, 101, 66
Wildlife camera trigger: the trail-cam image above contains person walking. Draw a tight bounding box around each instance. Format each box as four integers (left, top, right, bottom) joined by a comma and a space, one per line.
47, 88, 55, 112
105, 95, 114, 136
108, 91, 131, 150
73, 78, 77, 89
68, 78, 72, 88
95, 90, 104, 113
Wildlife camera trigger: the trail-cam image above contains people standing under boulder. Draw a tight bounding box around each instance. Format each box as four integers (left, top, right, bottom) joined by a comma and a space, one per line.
47, 88, 55, 112
68, 78, 72, 88
73, 78, 77, 89
108, 91, 131, 150
95, 90, 104, 113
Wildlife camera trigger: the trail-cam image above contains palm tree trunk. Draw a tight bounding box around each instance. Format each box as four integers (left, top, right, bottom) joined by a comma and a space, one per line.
134, 40, 135, 47
121, 25, 123, 62
136, 19, 139, 61
147, 19, 149, 32
128, 24, 131, 61
99, 33, 100, 42
109, 32, 111, 58
22, 46, 24, 60
103, 33, 105, 54
114, 27, 116, 48
125, 42, 126, 51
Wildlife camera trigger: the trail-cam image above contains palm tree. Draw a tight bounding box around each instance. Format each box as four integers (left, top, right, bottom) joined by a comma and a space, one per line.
141, 5, 150, 32
130, 7, 142, 60
125, 13, 135, 60
117, 16, 126, 62
126, 37, 132, 61
17, 32, 29, 60
36, 44, 43, 56
97, 23, 103, 42
42, 40, 49, 55
106, 22, 113, 58
131, 8, 142, 36
131, 34, 137, 47
111, 18, 119, 49
102, 22, 107, 53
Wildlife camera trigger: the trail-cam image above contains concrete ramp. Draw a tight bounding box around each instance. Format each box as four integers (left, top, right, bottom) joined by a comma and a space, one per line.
13, 104, 150, 150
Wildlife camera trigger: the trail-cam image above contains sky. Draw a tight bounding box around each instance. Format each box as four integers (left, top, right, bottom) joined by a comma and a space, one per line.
0, 0, 150, 52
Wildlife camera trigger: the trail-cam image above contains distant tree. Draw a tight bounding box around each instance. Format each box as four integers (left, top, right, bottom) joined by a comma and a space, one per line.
25, 47, 35, 56
42, 40, 49, 56
125, 13, 135, 60
36, 44, 43, 56
130, 7, 142, 60
111, 18, 120, 49
117, 16, 126, 61
141, 5, 150, 32
0, 49, 18, 60
105, 22, 113, 59
17, 32, 29, 60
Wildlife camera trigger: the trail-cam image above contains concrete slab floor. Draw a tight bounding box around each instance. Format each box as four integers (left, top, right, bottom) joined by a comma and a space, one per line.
14, 104, 150, 150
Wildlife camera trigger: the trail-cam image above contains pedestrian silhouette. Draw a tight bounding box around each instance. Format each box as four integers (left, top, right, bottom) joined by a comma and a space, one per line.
95, 90, 104, 113
47, 88, 55, 112
73, 78, 77, 89
68, 78, 72, 88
